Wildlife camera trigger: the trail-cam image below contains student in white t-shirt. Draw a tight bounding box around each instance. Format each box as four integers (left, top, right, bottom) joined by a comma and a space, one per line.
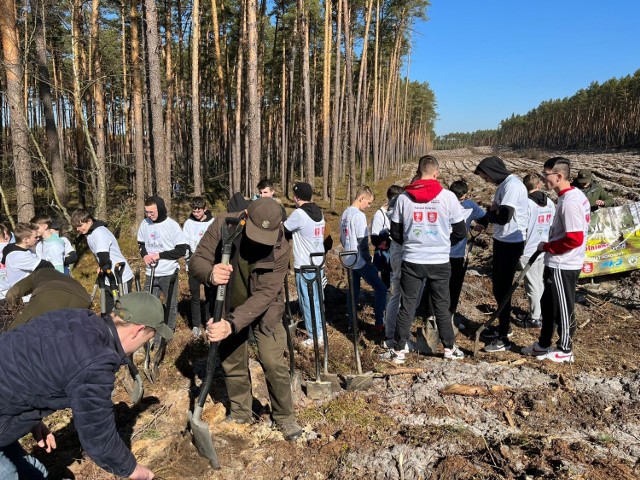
522, 157, 590, 363
284, 182, 329, 347
447, 180, 487, 326
371, 185, 404, 289
32, 214, 78, 275
72, 209, 135, 313
515, 173, 556, 329
384, 156, 467, 363
138, 196, 189, 346
183, 196, 215, 337
2, 223, 52, 293
474, 156, 529, 353
340, 186, 387, 332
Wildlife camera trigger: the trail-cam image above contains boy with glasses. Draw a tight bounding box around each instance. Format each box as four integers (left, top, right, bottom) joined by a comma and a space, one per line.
522, 157, 590, 363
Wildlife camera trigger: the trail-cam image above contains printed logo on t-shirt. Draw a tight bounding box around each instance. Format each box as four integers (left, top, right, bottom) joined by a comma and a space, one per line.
147, 231, 163, 249
314, 226, 325, 238
413, 211, 423, 222
427, 212, 438, 223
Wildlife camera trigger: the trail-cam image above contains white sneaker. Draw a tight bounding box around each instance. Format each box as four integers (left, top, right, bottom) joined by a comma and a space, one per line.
521, 341, 550, 357
537, 348, 575, 363
444, 345, 464, 360
378, 348, 405, 364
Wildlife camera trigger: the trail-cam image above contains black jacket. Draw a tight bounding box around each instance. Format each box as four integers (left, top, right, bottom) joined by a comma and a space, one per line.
0, 309, 136, 477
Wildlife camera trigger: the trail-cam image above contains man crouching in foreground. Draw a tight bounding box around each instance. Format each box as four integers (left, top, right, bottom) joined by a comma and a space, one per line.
0, 292, 171, 479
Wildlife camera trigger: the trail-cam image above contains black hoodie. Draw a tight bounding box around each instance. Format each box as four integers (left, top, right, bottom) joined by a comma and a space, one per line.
475, 156, 516, 226
474, 156, 510, 184
147, 195, 168, 223
137, 196, 188, 260
188, 210, 214, 223
528, 190, 549, 208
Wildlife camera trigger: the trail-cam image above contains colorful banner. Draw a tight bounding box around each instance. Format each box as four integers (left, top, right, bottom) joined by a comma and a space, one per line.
581, 201, 640, 278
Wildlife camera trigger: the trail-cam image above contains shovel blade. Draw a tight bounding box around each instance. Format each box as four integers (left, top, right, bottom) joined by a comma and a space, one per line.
419, 319, 440, 355
344, 373, 373, 391
122, 370, 144, 406
320, 372, 341, 392
306, 379, 333, 400
188, 406, 220, 469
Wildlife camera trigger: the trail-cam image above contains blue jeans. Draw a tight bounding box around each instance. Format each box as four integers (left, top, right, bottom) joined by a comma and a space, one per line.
346, 262, 387, 326
295, 269, 324, 339
0, 442, 48, 479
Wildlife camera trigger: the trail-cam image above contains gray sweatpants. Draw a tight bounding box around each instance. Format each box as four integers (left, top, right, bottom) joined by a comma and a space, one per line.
519, 254, 545, 321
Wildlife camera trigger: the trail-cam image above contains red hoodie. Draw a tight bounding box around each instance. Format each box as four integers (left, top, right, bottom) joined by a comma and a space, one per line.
404, 179, 443, 203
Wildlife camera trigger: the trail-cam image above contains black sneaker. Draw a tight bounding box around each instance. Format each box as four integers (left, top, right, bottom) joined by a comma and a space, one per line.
483, 338, 513, 353
514, 316, 542, 329
480, 325, 513, 340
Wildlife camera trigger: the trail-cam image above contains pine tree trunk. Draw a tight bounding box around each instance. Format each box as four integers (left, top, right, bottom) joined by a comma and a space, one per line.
35, 6, 68, 206
191, 0, 202, 195
0, 0, 35, 221
321, 0, 331, 201
246, 0, 261, 192
144, 0, 170, 209
298, 0, 314, 187
130, 0, 146, 226
90, 0, 108, 219
329, 0, 342, 209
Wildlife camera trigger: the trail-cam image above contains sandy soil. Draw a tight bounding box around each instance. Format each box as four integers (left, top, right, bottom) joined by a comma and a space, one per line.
24, 147, 640, 479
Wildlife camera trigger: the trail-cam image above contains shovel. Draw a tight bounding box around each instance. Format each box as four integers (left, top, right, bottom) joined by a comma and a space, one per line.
339, 251, 373, 391
143, 263, 156, 382
473, 250, 542, 356
309, 252, 340, 391
134, 267, 142, 292
99, 271, 143, 405
282, 275, 302, 398
114, 262, 128, 296
148, 269, 178, 383
188, 215, 245, 469
419, 231, 482, 354
300, 264, 333, 400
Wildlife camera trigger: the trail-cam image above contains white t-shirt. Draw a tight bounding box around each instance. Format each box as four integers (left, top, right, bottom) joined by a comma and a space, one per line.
371, 207, 390, 241
284, 208, 326, 269
137, 218, 187, 277
4, 247, 40, 287
340, 206, 369, 270
391, 190, 465, 265
450, 199, 486, 259
523, 196, 555, 258
35, 236, 66, 273
138, 218, 184, 277
183, 216, 215, 255
87, 225, 134, 283
545, 187, 590, 270
492, 174, 529, 243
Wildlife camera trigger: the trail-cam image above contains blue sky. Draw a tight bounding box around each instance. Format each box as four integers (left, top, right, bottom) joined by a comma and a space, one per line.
412, 1, 640, 136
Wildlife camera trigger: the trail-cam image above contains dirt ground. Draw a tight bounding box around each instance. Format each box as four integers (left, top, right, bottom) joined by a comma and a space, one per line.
25, 148, 640, 479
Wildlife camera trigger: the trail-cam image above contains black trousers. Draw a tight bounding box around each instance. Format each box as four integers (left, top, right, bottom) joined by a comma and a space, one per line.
492, 239, 525, 337
539, 267, 580, 352
188, 274, 211, 328
449, 257, 465, 316
394, 261, 455, 350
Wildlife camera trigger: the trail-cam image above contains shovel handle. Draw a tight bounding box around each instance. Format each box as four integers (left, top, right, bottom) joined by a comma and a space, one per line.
309, 252, 326, 268
339, 250, 358, 269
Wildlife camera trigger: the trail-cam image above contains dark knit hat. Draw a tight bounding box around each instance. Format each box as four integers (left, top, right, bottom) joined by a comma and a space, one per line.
293, 182, 313, 201
246, 197, 282, 245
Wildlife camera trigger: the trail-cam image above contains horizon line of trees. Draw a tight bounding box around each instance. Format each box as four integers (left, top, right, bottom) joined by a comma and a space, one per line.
433, 70, 640, 152
0, 0, 437, 227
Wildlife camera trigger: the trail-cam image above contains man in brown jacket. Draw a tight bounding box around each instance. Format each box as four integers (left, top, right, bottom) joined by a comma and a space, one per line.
189, 197, 302, 441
